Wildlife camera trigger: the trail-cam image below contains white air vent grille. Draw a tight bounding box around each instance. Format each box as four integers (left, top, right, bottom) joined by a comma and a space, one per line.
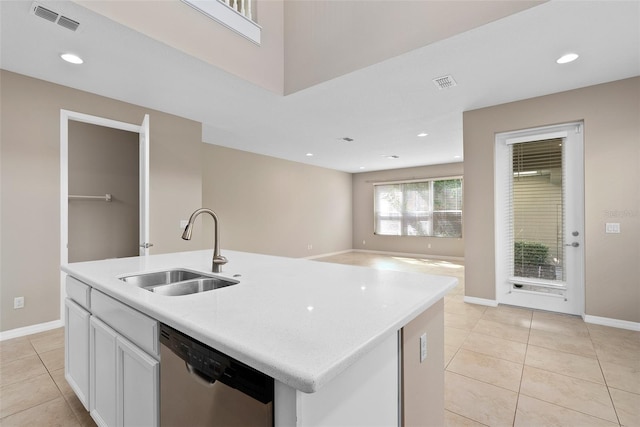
57, 15, 80, 31
33, 4, 58, 22
433, 75, 457, 90
30, 2, 80, 31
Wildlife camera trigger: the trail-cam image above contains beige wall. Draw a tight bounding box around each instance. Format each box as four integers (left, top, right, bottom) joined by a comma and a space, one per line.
283, 1, 543, 94
77, 1, 540, 95
77, 0, 285, 94
402, 299, 444, 426
352, 163, 464, 258
201, 144, 352, 258
68, 122, 139, 262
463, 77, 640, 323
0, 70, 204, 331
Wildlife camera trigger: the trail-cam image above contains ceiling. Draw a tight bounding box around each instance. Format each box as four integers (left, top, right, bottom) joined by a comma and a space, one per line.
1, 1, 639, 173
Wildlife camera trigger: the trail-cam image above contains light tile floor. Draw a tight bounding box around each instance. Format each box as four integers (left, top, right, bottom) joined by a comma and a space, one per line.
316, 252, 640, 427
0, 328, 96, 426
1, 252, 638, 426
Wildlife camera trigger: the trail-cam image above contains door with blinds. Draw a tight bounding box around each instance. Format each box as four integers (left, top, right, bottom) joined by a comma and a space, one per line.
495, 122, 584, 315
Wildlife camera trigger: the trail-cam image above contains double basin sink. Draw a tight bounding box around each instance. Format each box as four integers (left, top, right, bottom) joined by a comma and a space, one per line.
119, 269, 238, 296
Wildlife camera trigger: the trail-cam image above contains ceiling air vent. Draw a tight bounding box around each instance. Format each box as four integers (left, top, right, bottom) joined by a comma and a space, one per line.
32, 3, 58, 22
57, 15, 80, 31
432, 75, 457, 90
30, 2, 80, 31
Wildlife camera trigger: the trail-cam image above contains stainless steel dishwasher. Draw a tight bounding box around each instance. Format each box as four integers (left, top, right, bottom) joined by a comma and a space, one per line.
159, 323, 274, 426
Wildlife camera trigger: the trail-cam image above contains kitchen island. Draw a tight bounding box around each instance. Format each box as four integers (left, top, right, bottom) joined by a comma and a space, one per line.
62, 249, 456, 426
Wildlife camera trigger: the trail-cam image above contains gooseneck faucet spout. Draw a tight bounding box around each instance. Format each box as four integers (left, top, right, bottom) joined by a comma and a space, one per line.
182, 208, 228, 273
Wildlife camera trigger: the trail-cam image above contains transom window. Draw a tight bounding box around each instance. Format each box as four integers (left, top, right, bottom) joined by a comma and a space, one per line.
374, 178, 463, 237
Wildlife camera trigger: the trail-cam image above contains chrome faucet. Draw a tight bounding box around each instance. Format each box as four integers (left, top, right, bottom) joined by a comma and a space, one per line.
182, 208, 228, 273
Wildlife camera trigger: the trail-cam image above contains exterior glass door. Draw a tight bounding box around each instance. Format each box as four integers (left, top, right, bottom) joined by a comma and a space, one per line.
495, 123, 584, 315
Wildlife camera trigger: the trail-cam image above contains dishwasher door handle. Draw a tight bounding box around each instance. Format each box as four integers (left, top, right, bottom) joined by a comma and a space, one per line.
185, 362, 217, 387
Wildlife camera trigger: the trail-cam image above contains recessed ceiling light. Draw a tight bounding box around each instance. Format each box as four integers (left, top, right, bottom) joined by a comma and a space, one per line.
305, 153, 314, 157
454, 155, 461, 159
60, 53, 83, 64
359, 166, 365, 170
417, 133, 428, 137
556, 53, 579, 64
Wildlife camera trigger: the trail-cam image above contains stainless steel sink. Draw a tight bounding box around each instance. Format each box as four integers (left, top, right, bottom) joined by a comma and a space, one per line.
119, 269, 238, 296
120, 269, 203, 287
148, 277, 238, 296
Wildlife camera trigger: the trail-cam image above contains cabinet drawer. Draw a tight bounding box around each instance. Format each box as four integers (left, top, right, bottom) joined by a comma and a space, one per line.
66, 276, 91, 310
91, 290, 159, 358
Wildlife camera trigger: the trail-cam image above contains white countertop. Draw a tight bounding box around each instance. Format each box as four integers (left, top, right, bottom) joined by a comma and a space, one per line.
62, 250, 457, 393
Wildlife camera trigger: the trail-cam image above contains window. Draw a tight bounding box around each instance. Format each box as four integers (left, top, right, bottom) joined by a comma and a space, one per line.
374, 178, 462, 237
511, 138, 564, 281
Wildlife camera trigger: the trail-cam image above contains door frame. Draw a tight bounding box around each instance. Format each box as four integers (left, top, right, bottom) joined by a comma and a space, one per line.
60, 110, 149, 320
494, 122, 585, 316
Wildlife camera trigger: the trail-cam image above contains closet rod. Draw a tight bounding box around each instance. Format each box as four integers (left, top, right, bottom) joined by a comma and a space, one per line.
68, 193, 112, 202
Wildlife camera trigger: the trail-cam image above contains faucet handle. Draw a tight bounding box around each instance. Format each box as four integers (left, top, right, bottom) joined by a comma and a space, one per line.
212, 255, 228, 273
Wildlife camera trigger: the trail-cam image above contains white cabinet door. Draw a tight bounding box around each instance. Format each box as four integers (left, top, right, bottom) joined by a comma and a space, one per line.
117, 336, 159, 427
65, 298, 90, 410
90, 316, 159, 427
90, 317, 118, 427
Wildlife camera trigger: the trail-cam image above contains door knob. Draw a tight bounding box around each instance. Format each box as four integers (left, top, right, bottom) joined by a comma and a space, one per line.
565, 242, 579, 247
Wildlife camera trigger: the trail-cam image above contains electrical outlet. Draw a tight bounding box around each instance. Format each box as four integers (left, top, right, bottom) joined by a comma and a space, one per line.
14, 297, 25, 309
420, 333, 427, 362
427, 243, 432, 249
362, 240, 366, 245
605, 223, 620, 233
307, 244, 313, 250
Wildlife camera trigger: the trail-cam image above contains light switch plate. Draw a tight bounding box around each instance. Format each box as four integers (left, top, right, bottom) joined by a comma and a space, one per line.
420, 333, 427, 362
605, 223, 620, 233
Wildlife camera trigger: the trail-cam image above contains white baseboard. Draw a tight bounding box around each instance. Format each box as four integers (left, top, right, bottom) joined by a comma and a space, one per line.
0, 319, 64, 341
463, 296, 498, 307
353, 249, 464, 263
584, 315, 640, 332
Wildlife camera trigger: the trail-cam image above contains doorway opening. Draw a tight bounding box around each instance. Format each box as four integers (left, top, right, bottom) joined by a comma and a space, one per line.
68, 121, 139, 262
495, 122, 585, 315
60, 110, 149, 319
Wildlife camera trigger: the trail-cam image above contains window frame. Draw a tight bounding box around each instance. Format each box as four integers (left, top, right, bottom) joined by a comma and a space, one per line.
373, 176, 463, 238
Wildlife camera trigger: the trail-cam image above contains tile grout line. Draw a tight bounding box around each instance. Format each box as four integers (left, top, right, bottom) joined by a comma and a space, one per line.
31, 331, 89, 427
443, 315, 489, 425
47, 369, 87, 427
589, 327, 623, 426
511, 312, 534, 426
518, 314, 623, 426
0, 330, 77, 425
533, 311, 626, 425
0, 371, 62, 421
446, 409, 491, 427
445, 308, 525, 426
443, 321, 468, 422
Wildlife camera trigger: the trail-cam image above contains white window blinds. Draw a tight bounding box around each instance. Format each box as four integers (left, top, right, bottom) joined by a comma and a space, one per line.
509, 138, 565, 282
374, 178, 462, 238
